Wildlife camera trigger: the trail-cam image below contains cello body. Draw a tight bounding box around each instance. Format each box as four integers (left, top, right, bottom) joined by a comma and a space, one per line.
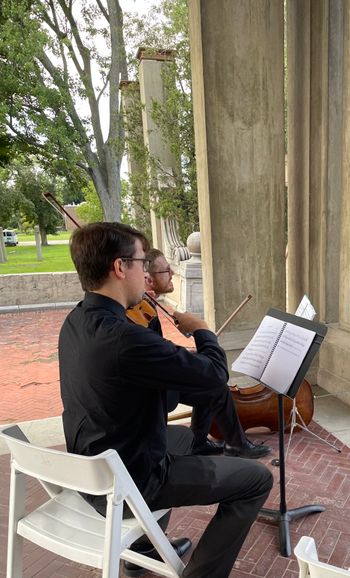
210, 379, 314, 437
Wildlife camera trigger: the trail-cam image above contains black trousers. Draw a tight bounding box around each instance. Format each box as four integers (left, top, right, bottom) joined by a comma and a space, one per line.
167, 385, 247, 447
136, 425, 273, 578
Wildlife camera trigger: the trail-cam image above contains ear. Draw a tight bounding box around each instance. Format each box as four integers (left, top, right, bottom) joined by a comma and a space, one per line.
144, 273, 155, 291
112, 258, 126, 280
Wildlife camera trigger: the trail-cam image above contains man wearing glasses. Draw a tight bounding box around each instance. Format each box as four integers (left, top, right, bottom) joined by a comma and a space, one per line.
142, 249, 272, 459
59, 222, 272, 578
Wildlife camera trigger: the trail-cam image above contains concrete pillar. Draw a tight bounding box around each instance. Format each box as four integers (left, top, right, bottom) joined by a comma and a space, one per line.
340, 0, 350, 331
325, 0, 343, 323
287, 0, 342, 324
120, 80, 151, 235
138, 49, 176, 252
34, 226, 42, 261
286, 0, 311, 313
0, 228, 7, 263
188, 0, 286, 343
287, 0, 350, 405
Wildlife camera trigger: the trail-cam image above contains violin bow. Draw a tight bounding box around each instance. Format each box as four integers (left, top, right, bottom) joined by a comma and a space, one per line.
144, 291, 192, 336
167, 294, 253, 422
149, 292, 253, 344
42, 192, 81, 228
215, 294, 252, 337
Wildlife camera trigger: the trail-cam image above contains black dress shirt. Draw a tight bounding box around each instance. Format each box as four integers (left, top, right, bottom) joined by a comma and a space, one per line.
59, 292, 229, 494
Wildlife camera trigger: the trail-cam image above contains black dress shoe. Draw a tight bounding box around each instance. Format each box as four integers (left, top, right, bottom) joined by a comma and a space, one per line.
224, 440, 272, 459
122, 536, 192, 577
191, 438, 224, 455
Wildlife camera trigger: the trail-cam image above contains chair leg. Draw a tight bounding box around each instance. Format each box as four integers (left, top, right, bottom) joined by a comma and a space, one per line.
102, 497, 124, 578
7, 469, 25, 578
7, 534, 24, 578
296, 559, 309, 578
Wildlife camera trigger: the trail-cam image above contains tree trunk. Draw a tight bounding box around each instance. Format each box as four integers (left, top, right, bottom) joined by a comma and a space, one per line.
89, 164, 123, 221
40, 229, 48, 246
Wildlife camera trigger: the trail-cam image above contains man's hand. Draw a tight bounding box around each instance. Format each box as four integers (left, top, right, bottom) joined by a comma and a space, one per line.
172, 311, 209, 334
145, 289, 157, 300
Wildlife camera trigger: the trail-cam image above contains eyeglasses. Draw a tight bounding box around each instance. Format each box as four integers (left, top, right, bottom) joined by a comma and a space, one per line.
152, 268, 172, 275
121, 257, 151, 272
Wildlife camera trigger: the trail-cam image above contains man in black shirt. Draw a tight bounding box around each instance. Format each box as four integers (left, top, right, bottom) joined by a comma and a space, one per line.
59, 222, 273, 578
141, 248, 271, 459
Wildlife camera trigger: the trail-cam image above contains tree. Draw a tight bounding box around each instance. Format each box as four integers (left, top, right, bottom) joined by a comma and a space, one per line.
0, 168, 20, 226
0, 0, 128, 221
1, 165, 64, 244
123, 0, 199, 240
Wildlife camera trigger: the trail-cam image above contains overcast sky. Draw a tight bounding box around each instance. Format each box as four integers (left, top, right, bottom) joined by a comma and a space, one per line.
119, 0, 154, 15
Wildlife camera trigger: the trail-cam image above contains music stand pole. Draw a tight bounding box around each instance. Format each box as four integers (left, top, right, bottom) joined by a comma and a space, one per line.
259, 394, 325, 557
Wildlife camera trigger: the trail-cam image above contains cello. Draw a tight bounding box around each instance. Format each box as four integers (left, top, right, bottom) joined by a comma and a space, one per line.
209, 379, 314, 436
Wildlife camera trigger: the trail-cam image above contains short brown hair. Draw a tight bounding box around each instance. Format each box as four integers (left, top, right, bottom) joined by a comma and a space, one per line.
70, 222, 150, 291
146, 248, 165, 274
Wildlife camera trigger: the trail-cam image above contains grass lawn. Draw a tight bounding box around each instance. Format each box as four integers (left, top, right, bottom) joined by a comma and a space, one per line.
0, 244, 75, 274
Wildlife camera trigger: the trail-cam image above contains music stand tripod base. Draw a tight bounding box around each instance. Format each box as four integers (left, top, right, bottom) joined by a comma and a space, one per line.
259, 504, 325, 557
258, 394, 326, 557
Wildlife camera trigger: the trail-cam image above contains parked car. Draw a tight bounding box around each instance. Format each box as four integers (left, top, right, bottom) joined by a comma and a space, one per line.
3, 229, 18, 246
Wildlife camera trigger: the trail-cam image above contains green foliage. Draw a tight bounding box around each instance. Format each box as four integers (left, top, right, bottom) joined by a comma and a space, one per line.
76, 181, 103, 223
0, 163, 64, 238
123, 0, 198, 241
0, 0, 127, 220
0, 0, 81, 167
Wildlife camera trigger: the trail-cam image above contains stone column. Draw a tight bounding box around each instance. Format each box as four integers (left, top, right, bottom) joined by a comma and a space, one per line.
120, 80, 151, 236
138, 49, 176, 252
0, 228, 7, 263
319, 10, 350, 412
287, 0, 311, 314
188, 1, 286, 348
287, 0, 350, 404
287, 0, 342, 323
340, 1, 350, 331
325, 0, 343, 323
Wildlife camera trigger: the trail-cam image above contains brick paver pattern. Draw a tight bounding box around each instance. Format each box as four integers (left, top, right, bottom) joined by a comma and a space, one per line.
0, 308, 350, 577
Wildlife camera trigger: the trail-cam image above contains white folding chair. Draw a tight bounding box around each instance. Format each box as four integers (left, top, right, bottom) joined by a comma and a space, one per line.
294, 536, 350, 578
1, 424, 184, 578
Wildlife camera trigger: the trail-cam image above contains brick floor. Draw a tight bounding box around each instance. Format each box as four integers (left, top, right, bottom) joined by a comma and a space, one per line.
0, 309, 192, 424
0, 308, 350, 577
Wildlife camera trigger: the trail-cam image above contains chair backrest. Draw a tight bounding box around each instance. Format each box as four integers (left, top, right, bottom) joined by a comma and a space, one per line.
1, 424, 116, 496
294, 536, 350, 578
1, 424, 183, 578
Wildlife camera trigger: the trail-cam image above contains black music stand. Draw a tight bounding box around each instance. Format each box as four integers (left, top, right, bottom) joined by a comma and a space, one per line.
256, 309, 328, 557
259, 394, 325, 556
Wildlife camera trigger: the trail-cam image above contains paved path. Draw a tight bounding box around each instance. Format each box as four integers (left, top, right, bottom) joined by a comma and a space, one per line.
1, 307, 350, 577
19, 239, 69, 246
0, 307, 192, 424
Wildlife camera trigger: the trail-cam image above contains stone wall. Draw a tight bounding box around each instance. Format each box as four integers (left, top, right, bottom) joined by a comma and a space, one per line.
0, 272, 84, 307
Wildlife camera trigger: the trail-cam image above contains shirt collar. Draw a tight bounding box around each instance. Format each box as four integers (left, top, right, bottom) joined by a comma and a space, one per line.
84, 292, 126, 316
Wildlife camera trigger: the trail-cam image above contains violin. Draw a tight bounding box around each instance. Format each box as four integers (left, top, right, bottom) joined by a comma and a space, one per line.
209, 379, 314, 437
126, 295, 159, 328
126, 292, 193, 337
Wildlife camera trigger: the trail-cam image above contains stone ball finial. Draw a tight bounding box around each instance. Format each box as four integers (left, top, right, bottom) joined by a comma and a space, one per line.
187, 232, 201, 260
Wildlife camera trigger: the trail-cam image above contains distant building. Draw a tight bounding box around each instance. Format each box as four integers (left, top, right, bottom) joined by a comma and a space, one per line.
63, 204, 86, 231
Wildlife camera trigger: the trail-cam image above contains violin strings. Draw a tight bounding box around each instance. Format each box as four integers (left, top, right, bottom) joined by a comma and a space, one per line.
144, 292, 178, 326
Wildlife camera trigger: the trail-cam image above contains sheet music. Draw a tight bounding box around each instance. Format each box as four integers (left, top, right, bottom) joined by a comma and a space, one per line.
261, 323, 315, 393
232, 314, 316, 394
232, 316, 286, 380
294, 295, 316, 321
